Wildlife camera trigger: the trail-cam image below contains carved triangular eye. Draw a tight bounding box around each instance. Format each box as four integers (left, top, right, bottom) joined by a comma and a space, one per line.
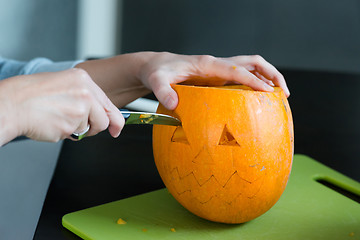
219, 125, 240, 146
171, 126, 189, 144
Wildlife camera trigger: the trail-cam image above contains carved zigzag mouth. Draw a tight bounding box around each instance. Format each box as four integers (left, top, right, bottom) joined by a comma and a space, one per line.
169, 167, 265, 205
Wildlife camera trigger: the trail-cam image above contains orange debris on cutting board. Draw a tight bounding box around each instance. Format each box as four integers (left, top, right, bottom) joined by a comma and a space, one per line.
116, 218, 126, 225
142, 228, 148, 232
153, 83, 294, 224
349, 232, 355, 237
170, 228, 176, 232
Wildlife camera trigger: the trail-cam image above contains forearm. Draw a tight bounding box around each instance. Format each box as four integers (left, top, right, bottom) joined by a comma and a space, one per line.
75, 52, 158, 107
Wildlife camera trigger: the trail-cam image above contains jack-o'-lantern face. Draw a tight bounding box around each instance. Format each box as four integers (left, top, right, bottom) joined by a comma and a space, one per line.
153, 84, 294, 224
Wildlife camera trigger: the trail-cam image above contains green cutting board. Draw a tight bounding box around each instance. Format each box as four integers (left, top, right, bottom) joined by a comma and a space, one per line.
63, 154, 360, 239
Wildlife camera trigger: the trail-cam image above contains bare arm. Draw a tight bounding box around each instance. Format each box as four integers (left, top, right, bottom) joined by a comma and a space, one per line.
75, 52, 153, 108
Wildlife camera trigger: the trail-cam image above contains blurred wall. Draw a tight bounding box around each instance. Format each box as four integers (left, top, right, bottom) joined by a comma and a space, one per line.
0, 0, 78, 61
0, 0, 78, 239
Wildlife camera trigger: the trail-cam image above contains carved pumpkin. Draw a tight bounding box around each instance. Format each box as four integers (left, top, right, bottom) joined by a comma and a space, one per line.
153, 83, 294, 224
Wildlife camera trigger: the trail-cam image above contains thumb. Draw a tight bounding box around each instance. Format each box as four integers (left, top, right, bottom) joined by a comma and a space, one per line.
154, 84, 178, 110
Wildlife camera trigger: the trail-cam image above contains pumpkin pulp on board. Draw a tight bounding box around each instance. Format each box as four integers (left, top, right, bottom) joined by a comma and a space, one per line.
153, 84, 294, 224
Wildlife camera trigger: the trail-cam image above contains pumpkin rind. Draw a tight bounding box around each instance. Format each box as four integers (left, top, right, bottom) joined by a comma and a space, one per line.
153, 84, 294, 224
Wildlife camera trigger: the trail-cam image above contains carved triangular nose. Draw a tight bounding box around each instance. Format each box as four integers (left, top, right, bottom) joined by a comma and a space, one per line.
218, 125, 240, 146
171, 126, 189, 144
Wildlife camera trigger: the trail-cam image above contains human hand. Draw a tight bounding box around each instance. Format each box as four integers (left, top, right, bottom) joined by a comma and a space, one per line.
139, 52, 289, 110
0, 68, 124, 146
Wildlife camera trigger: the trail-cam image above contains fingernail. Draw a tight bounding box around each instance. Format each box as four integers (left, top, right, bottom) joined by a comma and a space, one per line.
109, 125, 122, 138
286, 89, 290, 97
115, 131, 121, 138
264, 84, 274, 91
113, 128, 120, 138
112, 130, 121, 138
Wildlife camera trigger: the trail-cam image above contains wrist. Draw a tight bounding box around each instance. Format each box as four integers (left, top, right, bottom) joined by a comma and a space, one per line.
133, 51, 159, 81
0, 78, 22, 145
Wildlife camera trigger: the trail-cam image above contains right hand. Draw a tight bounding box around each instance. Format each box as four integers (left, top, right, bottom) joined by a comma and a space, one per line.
0, 68, 124, 146
138, 52, 290, 110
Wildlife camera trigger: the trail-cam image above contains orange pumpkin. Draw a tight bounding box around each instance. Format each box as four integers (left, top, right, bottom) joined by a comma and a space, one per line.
153, 83, 294, 224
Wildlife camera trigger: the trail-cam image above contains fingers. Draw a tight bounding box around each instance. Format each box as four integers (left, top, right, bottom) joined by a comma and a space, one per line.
156, 85, 178, 110
231, 55, 290, 97
69, 96, 123, 140
85, 76, 125, 138
86, 101, 109, 137
236, 69, 275, 92
193, 54, 290, 97
197, 55, 275, 93
147, 70, 179, 110
103, 98, 125, 138
68, 68, 125, 139
252, 71, 275, 86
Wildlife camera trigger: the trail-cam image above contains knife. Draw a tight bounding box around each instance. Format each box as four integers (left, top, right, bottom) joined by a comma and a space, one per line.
71, 109, 180, 140
120, 109, 181, 126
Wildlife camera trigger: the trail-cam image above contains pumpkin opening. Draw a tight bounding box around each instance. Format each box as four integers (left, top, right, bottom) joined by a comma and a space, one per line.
219, 125, 240, 146
177, 78, 282, 92
171, 126, 189, 144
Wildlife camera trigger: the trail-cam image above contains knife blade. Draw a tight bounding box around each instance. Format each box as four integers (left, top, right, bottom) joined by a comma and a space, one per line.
120, 110, 181, 126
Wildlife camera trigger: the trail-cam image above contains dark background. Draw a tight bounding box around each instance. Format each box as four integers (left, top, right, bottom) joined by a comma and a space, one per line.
1, 0, 359, 239
120, 0, 360, 73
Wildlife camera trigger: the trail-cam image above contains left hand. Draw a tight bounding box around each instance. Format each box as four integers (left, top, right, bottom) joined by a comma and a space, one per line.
139, 52, 289, 110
